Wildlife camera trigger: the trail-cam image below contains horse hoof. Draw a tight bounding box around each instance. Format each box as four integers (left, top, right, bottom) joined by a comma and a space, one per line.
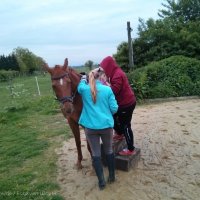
75, 162, 83, 170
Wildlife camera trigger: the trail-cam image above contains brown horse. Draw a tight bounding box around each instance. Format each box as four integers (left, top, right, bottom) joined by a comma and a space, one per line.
44, 58, 91, 169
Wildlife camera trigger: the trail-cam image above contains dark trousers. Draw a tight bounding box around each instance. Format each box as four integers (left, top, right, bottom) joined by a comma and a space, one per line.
113, 103, 136, 151
84, 128, 113, 157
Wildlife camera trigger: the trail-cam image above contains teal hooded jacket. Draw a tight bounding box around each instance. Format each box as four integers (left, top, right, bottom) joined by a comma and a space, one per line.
78, 79, 118, 129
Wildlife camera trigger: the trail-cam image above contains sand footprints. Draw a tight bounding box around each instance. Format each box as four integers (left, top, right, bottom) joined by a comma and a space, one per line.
182, 130, 190, 135
192, 153, 200, 159
190, 140, 199, 144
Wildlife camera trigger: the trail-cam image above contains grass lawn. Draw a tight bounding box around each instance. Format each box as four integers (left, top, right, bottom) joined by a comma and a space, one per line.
0, 74, 72, 200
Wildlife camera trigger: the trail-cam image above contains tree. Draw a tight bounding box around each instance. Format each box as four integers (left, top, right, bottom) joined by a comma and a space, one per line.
12, 47, 45, 73
113, 42, 129, 71
84, 60, 94, 71
114, 0, 200, 67
158, 0, 200, 23
0, 54, 19, 71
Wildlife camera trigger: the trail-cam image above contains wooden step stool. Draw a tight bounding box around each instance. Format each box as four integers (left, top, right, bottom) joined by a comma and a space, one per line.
101, 138, 140, 171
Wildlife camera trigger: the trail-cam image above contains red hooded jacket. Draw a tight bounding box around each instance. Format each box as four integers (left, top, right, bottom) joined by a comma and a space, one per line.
100, 56, 136, 108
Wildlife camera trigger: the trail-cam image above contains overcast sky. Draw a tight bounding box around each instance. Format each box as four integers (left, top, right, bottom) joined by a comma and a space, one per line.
0, 0, 164, 66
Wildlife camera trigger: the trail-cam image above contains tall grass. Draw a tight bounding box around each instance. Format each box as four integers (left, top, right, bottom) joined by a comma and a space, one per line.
0, 74, 72, 200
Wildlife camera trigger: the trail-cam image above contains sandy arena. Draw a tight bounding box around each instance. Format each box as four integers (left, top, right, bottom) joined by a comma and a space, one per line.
55, 98, 200, 200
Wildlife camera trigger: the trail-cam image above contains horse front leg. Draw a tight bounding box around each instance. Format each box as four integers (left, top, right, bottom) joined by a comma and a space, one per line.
67, 118, 83, 169
86, 140, 92, 157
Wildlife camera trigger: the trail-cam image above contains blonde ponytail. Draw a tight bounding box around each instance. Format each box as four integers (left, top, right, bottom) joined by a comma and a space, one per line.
88, 68, 107, 103
89, 71, 97, 103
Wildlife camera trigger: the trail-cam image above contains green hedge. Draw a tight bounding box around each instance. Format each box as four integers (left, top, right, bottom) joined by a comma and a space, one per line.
0, 70, 19, 82
127, 55, 200, 100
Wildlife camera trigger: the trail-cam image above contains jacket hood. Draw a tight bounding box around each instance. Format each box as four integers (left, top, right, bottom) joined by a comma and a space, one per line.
100, 56, 118, 78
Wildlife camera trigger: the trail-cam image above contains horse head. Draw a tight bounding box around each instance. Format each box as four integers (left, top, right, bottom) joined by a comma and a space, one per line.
44, 58, 81, 118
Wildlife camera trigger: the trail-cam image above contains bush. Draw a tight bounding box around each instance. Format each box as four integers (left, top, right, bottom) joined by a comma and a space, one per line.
0, 70, 19, 82
127, 55, 200, 100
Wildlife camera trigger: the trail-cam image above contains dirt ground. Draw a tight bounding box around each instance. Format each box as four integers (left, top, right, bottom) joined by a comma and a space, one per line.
55, 98, 200, 200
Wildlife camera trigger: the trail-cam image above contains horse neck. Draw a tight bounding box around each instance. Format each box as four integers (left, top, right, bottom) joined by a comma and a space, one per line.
67, 68, 81, 93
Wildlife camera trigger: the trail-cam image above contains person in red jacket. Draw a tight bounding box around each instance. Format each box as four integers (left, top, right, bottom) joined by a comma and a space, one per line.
100, 56, 137, 156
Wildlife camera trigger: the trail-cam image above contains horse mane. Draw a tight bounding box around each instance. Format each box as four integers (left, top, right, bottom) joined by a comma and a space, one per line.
67, 66, 82, 77
68, 66, 77, 73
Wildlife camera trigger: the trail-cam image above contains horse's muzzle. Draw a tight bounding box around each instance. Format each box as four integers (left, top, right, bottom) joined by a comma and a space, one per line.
60, 104, 74, 118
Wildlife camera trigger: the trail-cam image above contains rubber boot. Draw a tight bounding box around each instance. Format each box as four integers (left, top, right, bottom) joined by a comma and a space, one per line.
92, 156, 106, 190
106, 153, 115, 183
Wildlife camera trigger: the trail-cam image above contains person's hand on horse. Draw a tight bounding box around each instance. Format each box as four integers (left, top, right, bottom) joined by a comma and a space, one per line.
81, 74, 88, 83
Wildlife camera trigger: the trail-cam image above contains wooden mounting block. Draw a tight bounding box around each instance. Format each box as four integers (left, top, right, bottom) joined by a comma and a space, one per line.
101, 139, 141, 171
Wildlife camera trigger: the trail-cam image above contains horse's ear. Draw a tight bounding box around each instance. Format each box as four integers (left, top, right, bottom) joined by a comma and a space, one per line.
63, 58, 68, 70
43, 62, 53, 74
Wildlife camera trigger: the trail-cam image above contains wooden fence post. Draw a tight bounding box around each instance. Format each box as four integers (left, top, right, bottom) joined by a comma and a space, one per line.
127, 21, 134, 68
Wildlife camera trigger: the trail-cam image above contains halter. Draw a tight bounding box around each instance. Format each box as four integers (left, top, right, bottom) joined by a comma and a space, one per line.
51, 73, 77, 104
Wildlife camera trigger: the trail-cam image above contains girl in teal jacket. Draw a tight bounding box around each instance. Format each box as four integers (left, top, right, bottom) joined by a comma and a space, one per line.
78, 68, 118, 190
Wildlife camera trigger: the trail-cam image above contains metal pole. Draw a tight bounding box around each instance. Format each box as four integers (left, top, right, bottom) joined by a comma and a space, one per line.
35, 76, 41, 96
127, 21, 134, 68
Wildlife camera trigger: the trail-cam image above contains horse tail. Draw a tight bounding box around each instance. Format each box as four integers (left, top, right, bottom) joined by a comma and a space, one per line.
89, 71, 97, 103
